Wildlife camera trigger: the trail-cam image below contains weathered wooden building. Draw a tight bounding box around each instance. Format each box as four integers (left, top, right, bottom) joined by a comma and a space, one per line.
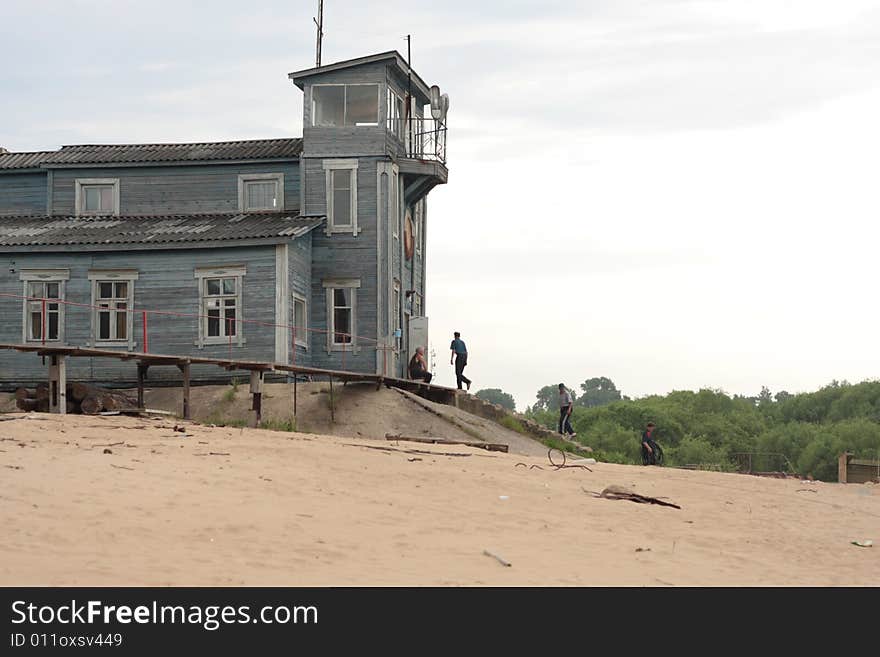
0, 51, 448, 387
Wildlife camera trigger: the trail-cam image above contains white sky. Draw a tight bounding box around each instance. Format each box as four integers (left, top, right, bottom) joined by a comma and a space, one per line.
2, 1, 879, 410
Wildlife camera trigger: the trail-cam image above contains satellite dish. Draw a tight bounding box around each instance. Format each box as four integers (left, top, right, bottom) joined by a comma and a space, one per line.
439, 93, 450, 124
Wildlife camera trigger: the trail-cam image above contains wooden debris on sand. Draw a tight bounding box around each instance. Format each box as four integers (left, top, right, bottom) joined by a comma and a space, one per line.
385, 433, 509, 453
585, 485, 681, 509
15, 383, 138, 415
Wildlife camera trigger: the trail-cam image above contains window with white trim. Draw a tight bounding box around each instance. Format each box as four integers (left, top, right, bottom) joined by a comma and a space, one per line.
238, 173, 284, 212
393, 280, 401, 338
323, 278, 360, 352
323, 160, 358, 235
312, 84, 379, 127
293, 293, 308, 348
387, 88, 404, 139
391, 168, 399, 240
20, 270, 68, 343
88, 270, 138, 348
415, 200, 423, 257
76, 178, 119, 217
195, 266, 246, 347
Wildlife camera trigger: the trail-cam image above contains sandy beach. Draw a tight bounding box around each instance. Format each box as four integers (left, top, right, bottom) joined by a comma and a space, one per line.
1, 412, 877, 586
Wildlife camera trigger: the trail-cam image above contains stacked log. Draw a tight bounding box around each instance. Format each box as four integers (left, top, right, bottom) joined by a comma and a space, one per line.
15, 383, 138, 414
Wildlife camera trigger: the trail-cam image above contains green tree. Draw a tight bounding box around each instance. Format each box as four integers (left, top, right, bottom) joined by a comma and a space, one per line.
475, 388, 516, 411
576, 377, 622, 408
532, 384, 572, 412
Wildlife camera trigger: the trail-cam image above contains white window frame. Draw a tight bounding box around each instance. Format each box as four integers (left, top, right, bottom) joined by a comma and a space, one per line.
323, 278, 361, 353
323, 159, 359, 236
311, 83, 381, 127
415, 200, 423, 257
412, 292, 423, 318
386, 87, 405, 139
391, 167, 400, 240
75, 178, 120, 217
20, 269, 69, 344
194, 266, 246, 348
88, 270, 138, 349
293, 292, 308, 349
237, 173, 284, 212
393, 279, 401, 343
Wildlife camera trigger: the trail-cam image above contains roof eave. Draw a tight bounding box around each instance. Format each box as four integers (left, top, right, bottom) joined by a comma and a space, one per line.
288, 50, 433, 99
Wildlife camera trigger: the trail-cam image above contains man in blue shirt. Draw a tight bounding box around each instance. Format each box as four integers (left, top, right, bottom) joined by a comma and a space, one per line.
449, 331, 472, 391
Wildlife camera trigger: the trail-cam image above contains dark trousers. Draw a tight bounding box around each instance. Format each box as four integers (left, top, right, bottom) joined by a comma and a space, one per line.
411, 370, 433, 384
455, 354, 471, 389
559, 405, 575, 435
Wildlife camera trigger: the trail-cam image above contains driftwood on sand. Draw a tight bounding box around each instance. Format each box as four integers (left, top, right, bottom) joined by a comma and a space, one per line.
585, 485, 682, 509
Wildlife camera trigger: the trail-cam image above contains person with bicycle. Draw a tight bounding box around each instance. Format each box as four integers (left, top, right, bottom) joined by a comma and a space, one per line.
641, 422, 662, 465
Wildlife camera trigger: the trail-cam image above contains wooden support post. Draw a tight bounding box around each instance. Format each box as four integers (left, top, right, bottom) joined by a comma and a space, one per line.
178, 361, 191, 420
328, 374, 335, 423
838, 452, 851, 484
48, 354, 67, 415
136, 363, 148, 409
250, 370, 264, 427
293, 374, 298, 419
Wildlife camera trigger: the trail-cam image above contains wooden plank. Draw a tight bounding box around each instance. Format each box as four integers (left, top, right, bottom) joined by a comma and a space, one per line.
385, 433, 508, 453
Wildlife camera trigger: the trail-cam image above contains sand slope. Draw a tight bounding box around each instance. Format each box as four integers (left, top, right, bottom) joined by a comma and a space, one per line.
1, 413, 877, 586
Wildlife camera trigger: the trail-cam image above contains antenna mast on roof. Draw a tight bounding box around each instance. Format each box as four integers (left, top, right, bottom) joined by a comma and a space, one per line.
314, 0, 324, 67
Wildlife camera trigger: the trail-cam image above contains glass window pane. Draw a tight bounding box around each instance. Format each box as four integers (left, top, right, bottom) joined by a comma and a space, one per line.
84, 187, 100, 212
115, 282, 127, 298
224, 298, 235, 307
48, 312, 59, 340
294, 299, 305, 328
312, 85, 345, 126
46, 283, 59, 298
246, 181, 276, 210
28, 282, 42, 297
333, 288, 351, 308
100, 186, 113, 210
116, 311, 126, 340
222, 278, 235, 295
333, 189, 351, 226
224, 308, 236, 336
99, 312, 110, 340
334, 308, 351, 341
30, 312, 41, 339
332, 169, 351, 191
206, 279, 221, 295
207, 315, 220, 337
99, 282, 113, 298
347, 84, 378, 125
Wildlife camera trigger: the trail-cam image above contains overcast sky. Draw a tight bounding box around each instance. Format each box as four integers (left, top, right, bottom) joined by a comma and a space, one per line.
2, 1, 879, 409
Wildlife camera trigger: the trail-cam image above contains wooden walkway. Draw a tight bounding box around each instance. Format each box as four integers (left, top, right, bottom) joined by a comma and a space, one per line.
0, 343, 459, 421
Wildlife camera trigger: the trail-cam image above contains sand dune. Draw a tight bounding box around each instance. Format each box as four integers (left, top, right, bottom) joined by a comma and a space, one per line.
0, 413, 877, 586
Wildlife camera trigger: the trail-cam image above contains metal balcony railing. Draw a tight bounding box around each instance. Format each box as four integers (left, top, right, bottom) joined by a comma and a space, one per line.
388, 117, 447, 164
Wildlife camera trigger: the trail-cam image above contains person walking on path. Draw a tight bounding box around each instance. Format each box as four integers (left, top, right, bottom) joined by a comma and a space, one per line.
449, 331, 471, 391
409, 346, 433, 383
558, 383, 577, 438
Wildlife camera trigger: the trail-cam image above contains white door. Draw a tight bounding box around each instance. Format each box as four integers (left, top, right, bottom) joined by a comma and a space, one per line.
408, 316, 430, 370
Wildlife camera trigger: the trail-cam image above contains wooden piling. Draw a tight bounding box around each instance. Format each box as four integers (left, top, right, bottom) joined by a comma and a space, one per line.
178, 361, 191, 420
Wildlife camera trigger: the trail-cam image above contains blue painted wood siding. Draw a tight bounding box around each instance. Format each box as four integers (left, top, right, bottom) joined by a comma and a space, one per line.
0, 172, 46, 216
48, 162, 300, 216
0, 243, 312, 385
303, 156, 379, 372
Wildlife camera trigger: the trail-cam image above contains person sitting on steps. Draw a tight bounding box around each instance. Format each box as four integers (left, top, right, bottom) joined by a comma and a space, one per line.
409, 346, 433, 384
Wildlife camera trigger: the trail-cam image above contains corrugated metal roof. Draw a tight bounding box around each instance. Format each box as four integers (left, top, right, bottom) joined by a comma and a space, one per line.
0, 138, 302, 170
0, 151, 57, 170
0, 212, 324, 249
